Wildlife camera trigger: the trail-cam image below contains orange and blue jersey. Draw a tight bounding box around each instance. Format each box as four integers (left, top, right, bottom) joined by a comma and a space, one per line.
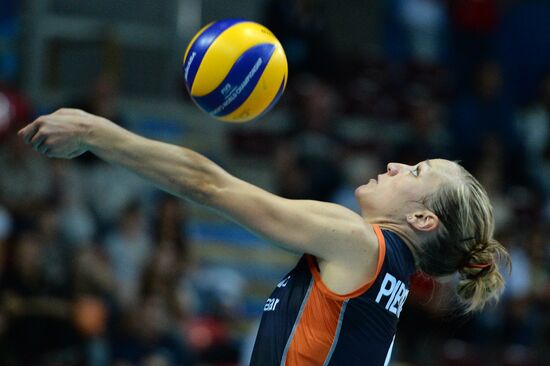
250, 225, 416, 366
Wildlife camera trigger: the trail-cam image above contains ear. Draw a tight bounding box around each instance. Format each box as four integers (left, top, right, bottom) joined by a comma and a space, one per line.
406, 210, 439, 232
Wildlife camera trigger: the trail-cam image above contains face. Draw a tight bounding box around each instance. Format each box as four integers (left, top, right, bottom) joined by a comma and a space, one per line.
355, 159, 460, 222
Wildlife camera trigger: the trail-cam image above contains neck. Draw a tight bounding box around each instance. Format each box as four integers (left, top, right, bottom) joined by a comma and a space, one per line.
376, 221, 421, 267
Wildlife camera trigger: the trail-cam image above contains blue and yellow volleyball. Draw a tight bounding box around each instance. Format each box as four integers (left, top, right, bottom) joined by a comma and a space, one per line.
182, 19, 288, 122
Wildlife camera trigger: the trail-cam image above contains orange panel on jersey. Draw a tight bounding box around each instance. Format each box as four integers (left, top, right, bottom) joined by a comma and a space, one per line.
284, 282, 345, 366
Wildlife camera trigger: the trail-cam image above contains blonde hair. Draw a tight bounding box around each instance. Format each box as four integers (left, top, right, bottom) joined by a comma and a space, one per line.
417, 164, 511, 313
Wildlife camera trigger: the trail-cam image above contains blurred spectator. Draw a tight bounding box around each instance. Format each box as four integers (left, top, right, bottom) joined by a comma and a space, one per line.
85, 159, 154, 228
497, 2, 550, 107
275, 75, 343, 201
449, 61, 523, 183
152, 194, 190, 265
448, 0, 502, 91
69, 72, 125, 159
71, 248, 112, 366
72, 246, 114, 301
1, 229, 82, 366
482, 226, 537, 364
112, 294, 195, 366
526, 226, 550, 359
187, 314, 240, 366
399, 0, 448, 64
0, 135, 54, 215
396, 274, 451, 364
264, 0, 333, 76
140, 251, 186, 323
38, 206, 73, 289
516, 74, 550, 197
187, 266, 244, 365
0, 86, 53, 217
150, 194, 199, 319
398, 97, 451, 162
74, 72, 123, 125
111, 199, 194, 366
273, 141, 310, 199
191, 266, 245, 318
105, 201, 152, 308
0, 0, 19, 83
53, 159, 97, 246
472, 137, 514, 232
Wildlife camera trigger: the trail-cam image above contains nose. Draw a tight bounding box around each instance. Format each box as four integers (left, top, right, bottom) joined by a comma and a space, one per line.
387, 162, 410, 176
387, 162, 399, 176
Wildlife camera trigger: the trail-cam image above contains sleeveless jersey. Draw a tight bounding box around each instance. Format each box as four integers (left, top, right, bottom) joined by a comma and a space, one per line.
250, 225, 416, 366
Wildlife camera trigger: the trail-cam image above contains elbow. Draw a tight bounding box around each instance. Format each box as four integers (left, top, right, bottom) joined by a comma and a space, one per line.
174, 173, 222, 206
192, 180, 220, 205
171, 152, 228, 206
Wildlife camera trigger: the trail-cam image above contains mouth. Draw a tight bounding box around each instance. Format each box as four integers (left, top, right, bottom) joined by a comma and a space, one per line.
357, 177, 378, 193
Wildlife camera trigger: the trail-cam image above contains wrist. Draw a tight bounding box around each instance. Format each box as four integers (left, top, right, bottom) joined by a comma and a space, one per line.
80, 116, 110, 150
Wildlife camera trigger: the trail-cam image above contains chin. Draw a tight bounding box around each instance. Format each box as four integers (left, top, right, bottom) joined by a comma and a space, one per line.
355, 184, 370, 196
355, 195, 371, 214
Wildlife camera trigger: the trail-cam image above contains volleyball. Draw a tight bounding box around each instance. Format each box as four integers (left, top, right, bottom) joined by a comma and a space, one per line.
182, 19, 288, 122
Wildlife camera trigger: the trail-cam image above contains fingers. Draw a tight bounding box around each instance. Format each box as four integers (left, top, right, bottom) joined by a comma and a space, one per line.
18, 118, 49, 154
18, 119, 41, 144
31, 133, 47, 153
30, 135, 57, 158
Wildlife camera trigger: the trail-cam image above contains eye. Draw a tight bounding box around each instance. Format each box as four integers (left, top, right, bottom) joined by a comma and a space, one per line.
411, 166, 420, 177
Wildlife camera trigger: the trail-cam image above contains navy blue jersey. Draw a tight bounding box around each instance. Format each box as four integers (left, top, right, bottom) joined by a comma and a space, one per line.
250, 225, 416, 366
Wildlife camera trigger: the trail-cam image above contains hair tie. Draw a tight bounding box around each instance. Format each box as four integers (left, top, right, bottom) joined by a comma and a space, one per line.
465, 262, 491, 269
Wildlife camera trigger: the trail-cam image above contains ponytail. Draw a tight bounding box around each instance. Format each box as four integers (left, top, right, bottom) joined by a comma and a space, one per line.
456, 238, 510, 313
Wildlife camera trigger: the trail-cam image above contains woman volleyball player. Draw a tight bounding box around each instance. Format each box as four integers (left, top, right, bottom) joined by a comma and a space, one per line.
19, 108, 510, 366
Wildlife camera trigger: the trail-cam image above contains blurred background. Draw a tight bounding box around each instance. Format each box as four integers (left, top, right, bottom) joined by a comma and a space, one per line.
1, 0, 550, 365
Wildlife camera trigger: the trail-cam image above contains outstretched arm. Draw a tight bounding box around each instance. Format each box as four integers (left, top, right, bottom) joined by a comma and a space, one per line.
18, 109, 378, 265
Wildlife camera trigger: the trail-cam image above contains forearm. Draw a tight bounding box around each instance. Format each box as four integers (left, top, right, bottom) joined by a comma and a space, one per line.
84, 118, 224, 203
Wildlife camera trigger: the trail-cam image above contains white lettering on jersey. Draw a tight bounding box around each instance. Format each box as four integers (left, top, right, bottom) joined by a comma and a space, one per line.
375, 273, 409, 317
264, 298, 280, 312
277, 275, 291, 288
375, 273, 396, 303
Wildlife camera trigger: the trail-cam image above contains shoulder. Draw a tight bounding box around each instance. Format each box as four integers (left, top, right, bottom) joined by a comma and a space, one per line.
315, 224, 385, 296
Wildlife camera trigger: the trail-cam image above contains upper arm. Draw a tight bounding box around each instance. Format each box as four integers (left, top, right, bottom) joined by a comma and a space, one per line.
207, 174, 378, 264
